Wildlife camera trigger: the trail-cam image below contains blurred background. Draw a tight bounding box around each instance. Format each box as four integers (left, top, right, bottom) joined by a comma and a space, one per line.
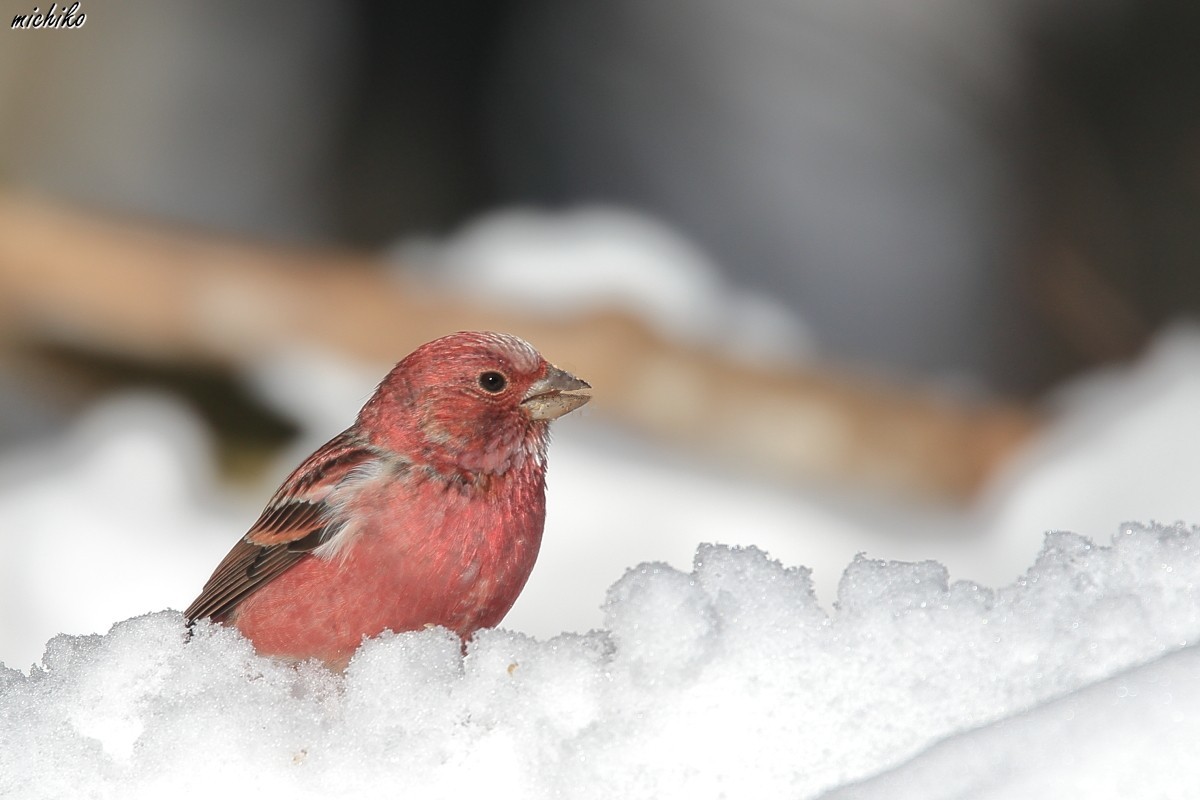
3, 0, 1200, 669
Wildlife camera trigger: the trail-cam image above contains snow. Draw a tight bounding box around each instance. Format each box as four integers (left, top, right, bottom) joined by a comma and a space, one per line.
0, 395, 240, 673
5, 211, 1200, 796
4, 527, 1199, 798
823, 643, 1200, 799
820, 642, 1200, 800
397, 207, 813, 365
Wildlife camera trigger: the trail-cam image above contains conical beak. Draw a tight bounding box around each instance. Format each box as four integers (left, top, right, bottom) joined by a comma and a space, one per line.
521, 364, 592, 421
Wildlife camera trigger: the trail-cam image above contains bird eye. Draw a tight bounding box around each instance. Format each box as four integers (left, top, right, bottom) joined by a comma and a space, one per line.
478, 371, 508, 393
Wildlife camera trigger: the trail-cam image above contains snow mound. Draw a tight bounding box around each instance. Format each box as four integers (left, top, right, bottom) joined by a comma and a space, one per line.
397, 206, 812, 364
0, 394, 242, 673
4, 524, 1199, 798
824, 643, 1200, 799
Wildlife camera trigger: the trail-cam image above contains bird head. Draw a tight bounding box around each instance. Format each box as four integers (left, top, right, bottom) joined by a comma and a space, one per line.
359, 331, 591, 475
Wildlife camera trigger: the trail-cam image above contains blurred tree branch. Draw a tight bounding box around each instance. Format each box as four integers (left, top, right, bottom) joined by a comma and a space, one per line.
0, 191, 1039, 502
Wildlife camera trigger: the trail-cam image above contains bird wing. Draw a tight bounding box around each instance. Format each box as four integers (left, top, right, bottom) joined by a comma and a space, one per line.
184, 430, 384, 623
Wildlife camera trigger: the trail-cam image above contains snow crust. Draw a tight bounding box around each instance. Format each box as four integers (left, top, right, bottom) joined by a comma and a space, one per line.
4, 525, 1199, 799
824, 643, 1200, 799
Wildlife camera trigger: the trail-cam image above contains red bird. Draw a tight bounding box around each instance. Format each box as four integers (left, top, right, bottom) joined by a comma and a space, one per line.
185, 331, 591, 669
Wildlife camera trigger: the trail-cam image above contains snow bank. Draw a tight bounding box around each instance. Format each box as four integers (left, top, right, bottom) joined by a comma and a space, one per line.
4, 525, 1199, 798
397, 207, 812, 364
824, 643, 1200, 799
0, 395, 244, 673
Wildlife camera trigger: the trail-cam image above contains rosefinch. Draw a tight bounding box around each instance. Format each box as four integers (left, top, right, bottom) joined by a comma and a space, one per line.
185, 331, 590, 669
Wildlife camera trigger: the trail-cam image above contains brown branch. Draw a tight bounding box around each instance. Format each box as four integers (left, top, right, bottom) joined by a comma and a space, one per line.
0, 191, 1040, 501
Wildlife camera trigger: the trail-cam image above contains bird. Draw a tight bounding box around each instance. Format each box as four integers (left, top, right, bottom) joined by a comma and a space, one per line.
184, 331, 591, 669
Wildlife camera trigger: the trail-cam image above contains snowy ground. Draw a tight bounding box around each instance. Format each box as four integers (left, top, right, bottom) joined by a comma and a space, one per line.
4, 211, 1200, 797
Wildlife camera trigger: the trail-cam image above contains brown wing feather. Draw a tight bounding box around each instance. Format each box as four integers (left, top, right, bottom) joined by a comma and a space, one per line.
184, 429, 384, 623
245, 431, 380, 545
183, 539, 310, 622
245, 500, 329, 546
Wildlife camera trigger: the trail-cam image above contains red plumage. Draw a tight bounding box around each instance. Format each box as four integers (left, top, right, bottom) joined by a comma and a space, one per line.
185, 331, 591, 669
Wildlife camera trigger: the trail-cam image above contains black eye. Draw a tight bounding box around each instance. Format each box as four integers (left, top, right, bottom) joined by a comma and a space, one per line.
478, 371, 508, 393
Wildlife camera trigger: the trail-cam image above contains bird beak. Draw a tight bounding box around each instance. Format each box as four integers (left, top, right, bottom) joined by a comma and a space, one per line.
521, 364, 592, 421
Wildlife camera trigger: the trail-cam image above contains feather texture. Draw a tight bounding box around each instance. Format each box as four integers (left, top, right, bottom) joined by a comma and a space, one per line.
184, 431, 384, 621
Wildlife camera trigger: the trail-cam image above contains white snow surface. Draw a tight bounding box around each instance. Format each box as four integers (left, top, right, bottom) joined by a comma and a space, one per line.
824, 641, 1200, 799
3, 526, 1200, 799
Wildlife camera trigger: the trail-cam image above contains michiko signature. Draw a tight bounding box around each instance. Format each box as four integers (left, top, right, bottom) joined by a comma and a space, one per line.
11, 2, 86, 29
